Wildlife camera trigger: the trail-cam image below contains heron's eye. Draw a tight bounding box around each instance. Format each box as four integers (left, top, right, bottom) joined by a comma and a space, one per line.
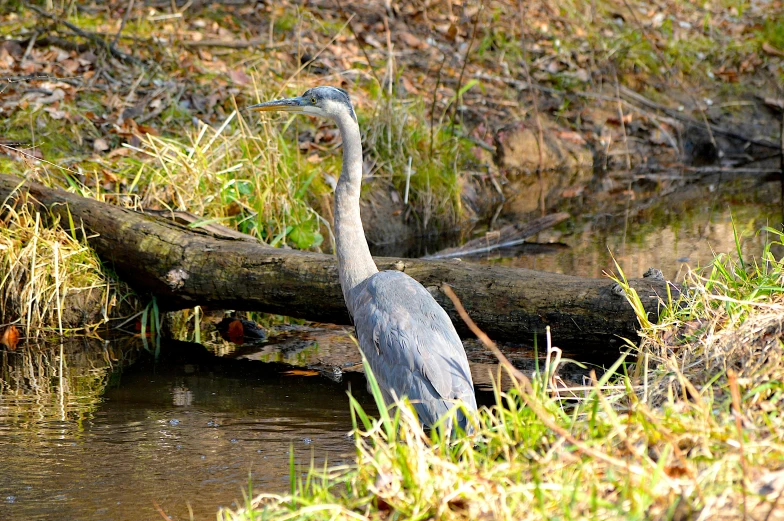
310, 97, 317, 104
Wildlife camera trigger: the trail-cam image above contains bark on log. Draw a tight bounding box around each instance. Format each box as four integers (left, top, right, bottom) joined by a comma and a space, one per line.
0, 174, 672, 347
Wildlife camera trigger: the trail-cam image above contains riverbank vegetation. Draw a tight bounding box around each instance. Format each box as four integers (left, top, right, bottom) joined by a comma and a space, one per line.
0, 1, 782, 518
0, 194, 135, 338
222, 227, 784, 520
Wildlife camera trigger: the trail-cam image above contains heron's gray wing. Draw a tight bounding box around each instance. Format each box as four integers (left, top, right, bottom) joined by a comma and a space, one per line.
350, 271, 476, 427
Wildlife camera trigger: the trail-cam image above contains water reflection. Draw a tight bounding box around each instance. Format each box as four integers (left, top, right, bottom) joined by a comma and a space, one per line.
371, 177, 782, 283
0, 338, 371, 521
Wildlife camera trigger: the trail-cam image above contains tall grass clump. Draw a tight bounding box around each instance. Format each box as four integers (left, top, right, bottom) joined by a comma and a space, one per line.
0, 195, 135, 337
221, 226, 784, 521
361, 93, 470, 230
635, 225, 784, 405
117, 108, 329, 250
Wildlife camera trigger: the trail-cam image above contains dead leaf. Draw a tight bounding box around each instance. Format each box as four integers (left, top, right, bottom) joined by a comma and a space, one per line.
664, 465, 690, 479
136, 124, 159, 136
94, 138, 110, 152
37, 88, 65, 105
762, 42, 784, 57
228, 69, 251, 85
607, 114, 633, 126
400, 76, 420, 95
545, 60, 562, 74
398, 31, 426, 49
227, 319, 244, 344
60, 59, 80, 74
575, 68, 591, 82
44, 107, 67, 120
561, 185, 584, 198
554, 130, 587, 144
52, 47, 70, 62
77, 51, 98, 65
1, 325, 20, 350
107, 147, 131, 159
282, 369, 320, 376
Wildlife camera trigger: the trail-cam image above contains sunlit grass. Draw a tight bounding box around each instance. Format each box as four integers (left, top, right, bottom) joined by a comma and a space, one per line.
221, 225, 784, 520
0, 196, 136, 337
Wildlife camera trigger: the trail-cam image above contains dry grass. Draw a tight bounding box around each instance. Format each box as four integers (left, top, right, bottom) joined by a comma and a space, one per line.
221, 226, 784, 521
0, 195, 136, 338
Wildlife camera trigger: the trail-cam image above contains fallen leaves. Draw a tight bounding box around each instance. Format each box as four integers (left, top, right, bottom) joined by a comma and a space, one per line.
228, 69, 252, 85
93, 138, 110, 153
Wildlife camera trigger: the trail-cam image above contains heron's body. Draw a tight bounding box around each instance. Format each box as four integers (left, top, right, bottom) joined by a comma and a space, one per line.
351, 270, 476, 427
251, 87, 477, 430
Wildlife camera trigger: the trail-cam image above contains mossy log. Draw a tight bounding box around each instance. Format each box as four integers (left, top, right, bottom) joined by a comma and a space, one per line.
0, 174, 671, 347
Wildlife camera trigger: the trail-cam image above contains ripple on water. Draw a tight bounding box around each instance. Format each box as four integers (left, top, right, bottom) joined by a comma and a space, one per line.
0, 342, 364, 521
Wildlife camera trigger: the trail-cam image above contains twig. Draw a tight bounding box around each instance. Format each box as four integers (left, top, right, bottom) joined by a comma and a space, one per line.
614, 71, 632, 170
780, 112, 783, 223
763, 483, 784, 521
112, 0, 135, 49
480, 71, 778, 153
27, 3, 143, 66
617, 0, 719, 158
728, 369, 749, 521
382, 15, 393, 98
518, 1, 546, 180
152, 500, 174, 521
403, 156, 413, 205
272, 16, 354, 98
449, 1, 482, 129
428, 53, 447, 159
423, 212, 569, 260
22, 31, 38, 62
441, 284, 648, 476
181, 38, 283, 49
518, 1, 547, 215
619, 86, 778, 150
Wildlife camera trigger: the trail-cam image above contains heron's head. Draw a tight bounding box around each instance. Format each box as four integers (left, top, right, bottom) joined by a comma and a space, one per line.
248, 86, 356, 123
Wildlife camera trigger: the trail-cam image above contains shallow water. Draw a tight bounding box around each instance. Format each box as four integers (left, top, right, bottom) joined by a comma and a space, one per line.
1, 176, 781, 520
0, 340, 371, 521
374, 176, 783, 283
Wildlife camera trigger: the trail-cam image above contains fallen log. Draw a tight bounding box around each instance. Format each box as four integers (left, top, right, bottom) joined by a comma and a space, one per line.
0, 174, 671, 347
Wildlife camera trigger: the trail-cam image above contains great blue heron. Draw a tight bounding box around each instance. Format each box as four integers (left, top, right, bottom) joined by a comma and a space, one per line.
249, 86, 477, 431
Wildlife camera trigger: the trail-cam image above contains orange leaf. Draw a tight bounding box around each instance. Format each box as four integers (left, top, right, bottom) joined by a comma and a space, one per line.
227, 319, 244, 344
1, 325, 20, 350
282, 369, 320, 376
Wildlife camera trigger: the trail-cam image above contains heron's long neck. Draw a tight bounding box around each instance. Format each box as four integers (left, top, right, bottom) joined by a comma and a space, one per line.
334, 112, 378, 311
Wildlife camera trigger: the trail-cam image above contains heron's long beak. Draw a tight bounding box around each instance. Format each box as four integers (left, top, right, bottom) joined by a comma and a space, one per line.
247, 96, 307, 113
